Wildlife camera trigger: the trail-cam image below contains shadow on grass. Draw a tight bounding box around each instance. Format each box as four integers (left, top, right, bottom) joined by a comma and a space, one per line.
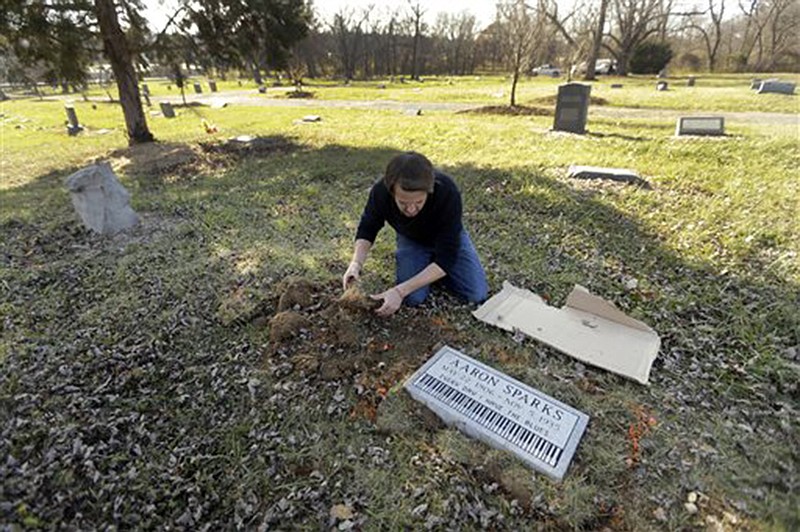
1, 140, 797, 529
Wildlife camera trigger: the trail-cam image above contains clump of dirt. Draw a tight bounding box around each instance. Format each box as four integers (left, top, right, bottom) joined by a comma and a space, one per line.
457, 105, 552, 117
277, 276, 315, 311
338, 284, 380, 312
262, 277, 462, 388
286, 90, 315, 99
269, 311, 310, 342
104, 136, 301, 180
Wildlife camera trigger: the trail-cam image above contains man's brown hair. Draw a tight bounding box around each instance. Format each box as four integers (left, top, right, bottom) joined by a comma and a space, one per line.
383, 152, 435, 194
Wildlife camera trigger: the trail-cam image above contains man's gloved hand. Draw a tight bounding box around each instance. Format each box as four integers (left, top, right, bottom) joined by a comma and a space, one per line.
371, 287, 404, 317
343, 261, 361, 290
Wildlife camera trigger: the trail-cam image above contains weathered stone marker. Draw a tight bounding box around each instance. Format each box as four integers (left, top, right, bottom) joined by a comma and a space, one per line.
687, 76, 696, 87
209, 80, 218, 92
610, 84, 623, 89
65, 105, 83, 135
405, 346, 589, 481
675, 116, 725, 136
758, 80, 796, 95
656, 81, 668, 91
159, 102, 175, 118
568, 165, 649, 187
65, 162, 139, 235
553, 83, 591, 134
193, 82, 202, 94
258, 85, 267, 94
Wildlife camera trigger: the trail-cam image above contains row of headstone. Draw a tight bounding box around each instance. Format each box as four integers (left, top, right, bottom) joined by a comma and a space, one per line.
141, 80, 218, 97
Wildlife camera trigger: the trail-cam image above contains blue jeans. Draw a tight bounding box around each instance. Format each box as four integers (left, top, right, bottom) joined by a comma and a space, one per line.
395, 230, 489, 306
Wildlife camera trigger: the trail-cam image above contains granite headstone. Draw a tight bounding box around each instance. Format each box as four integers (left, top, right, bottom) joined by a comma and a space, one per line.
553, 83, 591, 134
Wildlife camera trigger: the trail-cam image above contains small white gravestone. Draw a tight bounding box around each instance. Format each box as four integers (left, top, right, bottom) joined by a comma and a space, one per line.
302, 115, 321, 122
675, 116, 725, 136
65, 163, 139, 235
758, 80, 796, 95
656, 81, 668, 91
405, 346, 589, 481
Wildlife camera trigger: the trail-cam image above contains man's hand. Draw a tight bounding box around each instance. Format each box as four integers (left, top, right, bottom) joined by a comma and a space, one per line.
343, 261, 361, 290
371, 287, 404, 317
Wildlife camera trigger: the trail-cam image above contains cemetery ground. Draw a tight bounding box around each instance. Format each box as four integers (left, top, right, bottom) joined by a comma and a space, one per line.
1, 74, 798, 529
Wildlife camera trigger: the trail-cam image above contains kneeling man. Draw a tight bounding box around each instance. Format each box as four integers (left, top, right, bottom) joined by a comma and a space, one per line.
343, 151, 488, 317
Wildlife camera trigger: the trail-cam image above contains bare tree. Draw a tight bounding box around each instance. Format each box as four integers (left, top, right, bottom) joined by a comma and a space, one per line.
95, 0, 154, 144
606, 0, 664, 75
407, 1, 426, 79
584, 0, 610, 80
330, 8, 368, 80
498, 0, 545, 106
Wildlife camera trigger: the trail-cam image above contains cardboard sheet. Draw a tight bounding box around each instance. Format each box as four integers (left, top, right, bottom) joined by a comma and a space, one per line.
473, 281, 660, 384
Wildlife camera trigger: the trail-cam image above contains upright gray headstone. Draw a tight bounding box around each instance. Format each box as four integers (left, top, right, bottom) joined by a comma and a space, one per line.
758, 80, 796, 95
687, 76, 696, 87
65, 162, 139, 235
159, 102, 175, 118
193, 82, 202, 94
208, 80, 218, 92
553, 83, 591, 134
65, 105, 83, 135
656, 81, 668, 91
405, 346, 589, 481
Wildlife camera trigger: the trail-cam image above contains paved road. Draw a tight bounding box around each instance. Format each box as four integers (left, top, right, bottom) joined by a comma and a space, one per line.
167, 89, 798, 127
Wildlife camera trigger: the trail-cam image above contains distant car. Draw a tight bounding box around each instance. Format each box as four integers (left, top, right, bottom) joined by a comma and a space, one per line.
572, 59, 618, 76
531, 64, 561, 77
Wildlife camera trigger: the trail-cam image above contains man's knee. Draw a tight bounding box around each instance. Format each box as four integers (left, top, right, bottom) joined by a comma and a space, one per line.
461, 283, 488, 304
403, 287, 429, 306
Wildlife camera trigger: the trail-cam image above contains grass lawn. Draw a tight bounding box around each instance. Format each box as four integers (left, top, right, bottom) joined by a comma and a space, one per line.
1, 75, 798, 529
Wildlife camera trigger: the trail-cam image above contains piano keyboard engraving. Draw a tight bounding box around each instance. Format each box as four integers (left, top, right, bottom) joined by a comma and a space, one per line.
414, 373, 565, 467
404, 346, 589, 481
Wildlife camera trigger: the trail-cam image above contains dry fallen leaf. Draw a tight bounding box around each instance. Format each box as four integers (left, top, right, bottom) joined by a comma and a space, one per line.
329, 504, 355, 521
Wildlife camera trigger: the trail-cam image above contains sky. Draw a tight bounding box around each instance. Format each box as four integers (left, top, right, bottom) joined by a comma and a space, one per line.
143, 0, 501, 33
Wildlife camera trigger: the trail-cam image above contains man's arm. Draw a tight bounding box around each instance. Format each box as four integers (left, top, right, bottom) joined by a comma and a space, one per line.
343, 238, 372, 289
373, 262, 446, 317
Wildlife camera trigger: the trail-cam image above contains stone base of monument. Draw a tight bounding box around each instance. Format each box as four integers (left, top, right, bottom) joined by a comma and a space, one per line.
568, 165, 649, 187
404, 346, 589, 481
65, 162, 139, 235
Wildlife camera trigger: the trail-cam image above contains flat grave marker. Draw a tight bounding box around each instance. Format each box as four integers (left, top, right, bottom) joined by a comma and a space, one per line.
405, 345, 589, 481
675, 116, 725, 136
758, 80, 796, 95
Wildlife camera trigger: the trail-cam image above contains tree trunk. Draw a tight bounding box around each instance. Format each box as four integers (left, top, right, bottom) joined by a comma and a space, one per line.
510, 68, 519, 107
252, 63, 263, 85
94, 0, 154, 145
584, 0, 609, 81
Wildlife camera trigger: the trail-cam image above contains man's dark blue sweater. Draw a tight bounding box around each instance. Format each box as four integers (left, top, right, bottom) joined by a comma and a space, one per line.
355, 171, 464, 273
